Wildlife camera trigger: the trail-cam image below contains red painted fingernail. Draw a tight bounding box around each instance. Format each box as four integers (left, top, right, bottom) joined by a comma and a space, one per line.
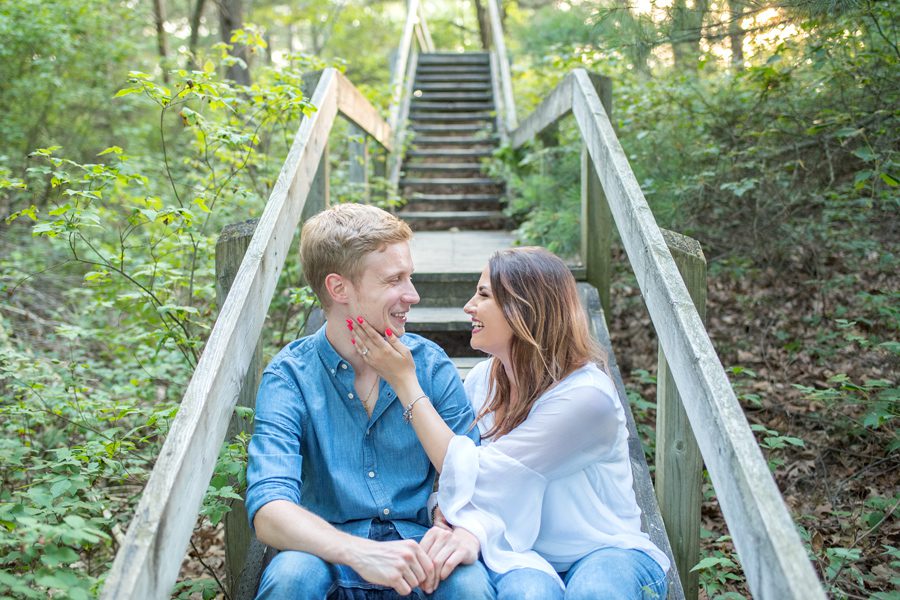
357, 316, 364, 324
351, 338, 356, 345
347, 323, 353, 331
346, 319, 352, 325
385, 328, 392, 337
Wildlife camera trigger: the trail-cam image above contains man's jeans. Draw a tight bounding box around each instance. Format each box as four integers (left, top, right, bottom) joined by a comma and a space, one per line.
256, 520, 494, 600
488, 547, 668, 600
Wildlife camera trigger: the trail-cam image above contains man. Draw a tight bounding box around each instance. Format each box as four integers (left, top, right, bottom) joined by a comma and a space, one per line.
246, 203, 494, 600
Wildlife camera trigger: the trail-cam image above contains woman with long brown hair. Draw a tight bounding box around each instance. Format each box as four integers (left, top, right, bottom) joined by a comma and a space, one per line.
350, 247, 669, 599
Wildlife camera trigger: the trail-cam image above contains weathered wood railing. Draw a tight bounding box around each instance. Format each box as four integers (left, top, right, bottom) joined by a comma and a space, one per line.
513, 69, 827, 599
100, 68, 392, 600
483, 0, 516, 139
387, 0, 434, 189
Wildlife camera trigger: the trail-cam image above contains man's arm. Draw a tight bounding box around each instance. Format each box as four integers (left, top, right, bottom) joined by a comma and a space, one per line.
254, 500, 436, 595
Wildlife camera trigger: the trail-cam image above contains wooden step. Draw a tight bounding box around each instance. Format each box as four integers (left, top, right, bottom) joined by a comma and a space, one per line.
409, 113, 494, 124
418, 53, 490, 65
412, 91, 493, 102
417, 65, 490, 75
405, 193, 502, 211
403, 194, 502, 213
408, 193, 501, 202
403, 162, 486, 174
413, 82, 492, 93
399, 210, 511, 231
452, 356, 486, 381
400, 177, 499, 187
406, 306, 471, 331
407, 148, 494, 159
415, 74, 491, 83
410, 230, 517, 272
410, 123, 494, 133
412, 135, 498, 146
410, 101, 494, 112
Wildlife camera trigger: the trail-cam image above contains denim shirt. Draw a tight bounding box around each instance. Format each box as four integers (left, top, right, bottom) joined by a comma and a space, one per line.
246, 325, 478, 542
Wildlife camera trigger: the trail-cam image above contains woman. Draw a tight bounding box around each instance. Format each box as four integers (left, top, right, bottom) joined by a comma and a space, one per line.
349, 247, 669, 600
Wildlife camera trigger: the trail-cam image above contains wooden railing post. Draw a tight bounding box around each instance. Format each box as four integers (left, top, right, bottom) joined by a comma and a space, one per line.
215, 219, 262, 599
656, 229, 706, 600
303, 70, 330, 215
580, 73, 613, 318
348, 123, 369, 202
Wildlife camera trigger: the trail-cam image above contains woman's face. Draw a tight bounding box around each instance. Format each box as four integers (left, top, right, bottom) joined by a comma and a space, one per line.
463, 266, 514, 360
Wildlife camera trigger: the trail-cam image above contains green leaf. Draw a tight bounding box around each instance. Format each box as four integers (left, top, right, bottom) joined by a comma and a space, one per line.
40, 544, 79, 567
852, 147, 877, 162
691, 556, 736, 572
97, 146, 123, 156
880, 172, 899, 187
114, 87, 142, 98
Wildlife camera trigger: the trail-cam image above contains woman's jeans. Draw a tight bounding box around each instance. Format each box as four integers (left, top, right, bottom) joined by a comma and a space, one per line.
255, 520, 494, 600
488, 547, 668, 600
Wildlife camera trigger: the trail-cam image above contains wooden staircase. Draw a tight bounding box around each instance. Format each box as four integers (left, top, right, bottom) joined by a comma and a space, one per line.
398, 52, 510, 231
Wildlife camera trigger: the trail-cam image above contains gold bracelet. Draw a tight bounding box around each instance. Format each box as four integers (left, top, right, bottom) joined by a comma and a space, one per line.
403, 394, 429, 423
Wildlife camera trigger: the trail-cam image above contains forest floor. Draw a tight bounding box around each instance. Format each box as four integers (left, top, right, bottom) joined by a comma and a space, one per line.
176, 245, 898, 599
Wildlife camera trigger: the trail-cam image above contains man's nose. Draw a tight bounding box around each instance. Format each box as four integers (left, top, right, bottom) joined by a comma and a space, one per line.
402, 280, 420, 305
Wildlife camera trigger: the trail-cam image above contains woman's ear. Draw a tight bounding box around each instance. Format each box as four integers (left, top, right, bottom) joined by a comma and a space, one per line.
324, 273, 351, 306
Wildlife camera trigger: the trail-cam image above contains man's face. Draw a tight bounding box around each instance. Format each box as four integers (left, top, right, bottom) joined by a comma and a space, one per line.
345, 241, 420, 336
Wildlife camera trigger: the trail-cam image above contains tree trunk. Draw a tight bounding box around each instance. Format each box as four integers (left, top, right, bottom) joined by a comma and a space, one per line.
188, 0, 207, 69
671, 0, 708, 70
216, 0, 250, 85
474, 0, 491, 50
151, 0, 170, 82
728, 0, 745, 67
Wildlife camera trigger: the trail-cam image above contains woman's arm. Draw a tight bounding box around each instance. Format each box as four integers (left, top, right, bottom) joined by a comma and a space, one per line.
351, 318, 455, 472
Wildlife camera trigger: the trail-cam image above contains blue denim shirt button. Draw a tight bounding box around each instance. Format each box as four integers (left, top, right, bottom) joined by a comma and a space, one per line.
348, 393, 354, 399
341, 363, 348, 369
368, 471, 375, 478
383, 508, 390, 515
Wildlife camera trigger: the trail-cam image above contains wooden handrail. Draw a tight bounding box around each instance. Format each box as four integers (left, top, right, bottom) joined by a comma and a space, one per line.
388, 0, 427, 133
484, 0, 516, 133
100, 68, 392, 600
509, 68, 826, 599
387, 0, 432, 190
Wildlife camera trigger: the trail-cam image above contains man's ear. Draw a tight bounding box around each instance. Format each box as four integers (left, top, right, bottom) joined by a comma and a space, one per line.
324, 273, 351, 306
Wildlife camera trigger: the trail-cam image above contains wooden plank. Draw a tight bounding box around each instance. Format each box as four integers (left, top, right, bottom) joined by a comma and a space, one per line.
577, 283, 685, 600
570, 68, 825, 599
581, 144, 612, 319
656, 229, 706, 600
406, 306, 470, 330
99, 68, 343, 600
388, 0, 421, 132
409, 230, 517, 274
485, 0, 516, 131
508, 74, 573, 150
215, 220, 264, 599
415, 0, 435, 52
389, 49, 419, 190
336, 71, 392, 151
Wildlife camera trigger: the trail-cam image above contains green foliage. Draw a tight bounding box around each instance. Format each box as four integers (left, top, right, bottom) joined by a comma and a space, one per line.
490, 131, 583, 259
0, 36, 334, 597
794, 375, 899, 445
0, 0, 140, 172
692, 535, 745, 599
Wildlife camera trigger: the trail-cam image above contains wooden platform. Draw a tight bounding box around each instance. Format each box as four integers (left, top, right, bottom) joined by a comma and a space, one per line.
410, 230, 518, 273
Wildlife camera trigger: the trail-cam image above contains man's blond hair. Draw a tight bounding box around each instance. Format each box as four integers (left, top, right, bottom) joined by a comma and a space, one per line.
300, 203, 413, 310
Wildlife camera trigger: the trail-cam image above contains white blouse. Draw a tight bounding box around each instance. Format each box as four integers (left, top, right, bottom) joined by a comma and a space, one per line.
437, 359, 670, 588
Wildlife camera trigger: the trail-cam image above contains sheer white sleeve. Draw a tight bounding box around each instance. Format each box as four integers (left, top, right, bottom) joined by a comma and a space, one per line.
438, 369, 622, 584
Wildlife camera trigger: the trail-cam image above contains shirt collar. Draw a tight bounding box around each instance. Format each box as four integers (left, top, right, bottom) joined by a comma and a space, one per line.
313, 324, 353, 374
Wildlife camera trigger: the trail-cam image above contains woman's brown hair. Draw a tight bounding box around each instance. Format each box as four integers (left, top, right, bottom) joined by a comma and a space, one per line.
476, 247, 606, 439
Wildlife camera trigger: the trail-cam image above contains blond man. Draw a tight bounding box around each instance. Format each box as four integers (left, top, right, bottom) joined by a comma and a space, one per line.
246, 203, 493, 600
